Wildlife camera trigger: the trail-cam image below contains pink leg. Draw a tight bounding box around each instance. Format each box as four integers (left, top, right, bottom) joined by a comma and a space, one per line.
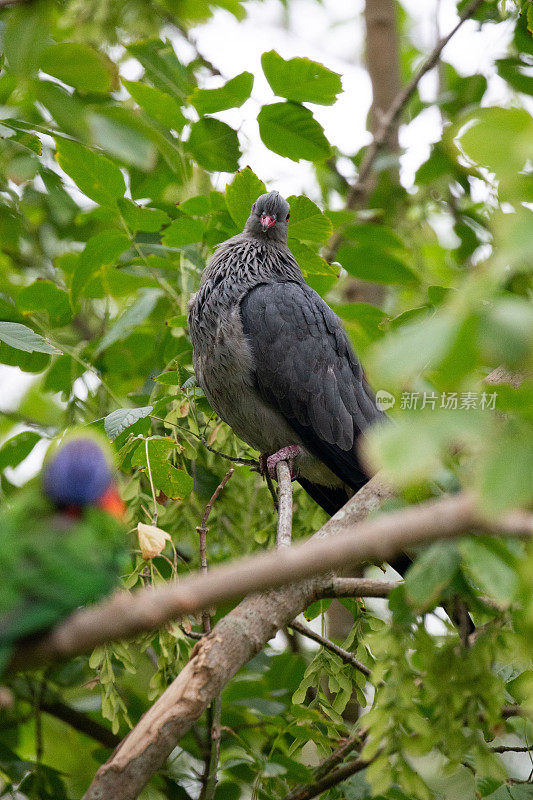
266, 445, 302, 481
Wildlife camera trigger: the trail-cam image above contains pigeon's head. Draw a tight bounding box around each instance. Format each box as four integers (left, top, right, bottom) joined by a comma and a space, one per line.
42, 432, 124, 519
244, 191, 290, 243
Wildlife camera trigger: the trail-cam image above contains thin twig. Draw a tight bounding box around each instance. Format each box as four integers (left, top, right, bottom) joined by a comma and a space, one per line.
290, 619, 370, 677
491, 745, 532, 753
200, 437, 258, 467
149, 417, 258, 467
283, 754, 370, 800
323, 0, 485, 263
198, 468, 235, 535
276, 461, 293, 548
265, 468, 279, 512
314, 735, 362, 781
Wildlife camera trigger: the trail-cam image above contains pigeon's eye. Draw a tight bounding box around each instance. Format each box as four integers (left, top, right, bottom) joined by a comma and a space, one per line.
286, 213, 290, 220
252, 203, 256, 212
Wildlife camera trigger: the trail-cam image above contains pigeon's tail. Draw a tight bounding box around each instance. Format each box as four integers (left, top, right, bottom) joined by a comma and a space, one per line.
297, 478, 351, 517
297, 477, 475, 637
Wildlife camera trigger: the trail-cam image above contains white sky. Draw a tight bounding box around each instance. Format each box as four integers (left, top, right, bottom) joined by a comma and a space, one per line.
0, 0, 516, 481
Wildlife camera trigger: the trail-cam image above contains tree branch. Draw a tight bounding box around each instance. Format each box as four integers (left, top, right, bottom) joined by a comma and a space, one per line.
290, 619, 370, 677
319, 577, 399, 598
10, 488, 533, 675
283, 754, 370, 800
323, 0, 485, 262
76, 483, 533, 799
276, 461, 293, 548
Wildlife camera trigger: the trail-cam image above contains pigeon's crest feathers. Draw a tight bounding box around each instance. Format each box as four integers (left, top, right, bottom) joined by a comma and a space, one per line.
244, 190, 290, 242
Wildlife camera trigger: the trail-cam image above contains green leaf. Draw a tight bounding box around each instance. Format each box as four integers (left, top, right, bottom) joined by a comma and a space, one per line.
104, 406, 153, 441
126, 39, 190, 100
43, 354, 83, 394
225, 167, 266, 229
3, 0, 50, 75
258, 102, 331, 162
71, 232, 130, 307
460, 537, 518, 605
374, 312, 456, 383
34, 80, 89, 139
261, 50, 342, 105
4, 129, 42, 155
286, 195, 332, 243
122, 79, 186, 131
190, 71, 253, 114
477, 423, 533, 514
0, 321, 61, 355
117, 198, 170, 233
337, 244, 418, 285
95, 289, 163, 355
453, 107, 533, 193
40, 43, 118, 94
132, 437, 193, 500
162, 216, 204, 247
496, 57, 533, 96
88, 111, 157, 171
55, 138, 126, 206
0, 431, 41, 471
154, 370, 181, 385
187, 118, 241, 172
405, 542, 461, 609
179, 195, 211, 216
288, 240, 337, 276
17, 280, 72, 327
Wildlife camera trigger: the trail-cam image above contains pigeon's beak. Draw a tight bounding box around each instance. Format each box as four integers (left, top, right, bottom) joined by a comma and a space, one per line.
97, 484, 126, 520
260, 214, 276, 230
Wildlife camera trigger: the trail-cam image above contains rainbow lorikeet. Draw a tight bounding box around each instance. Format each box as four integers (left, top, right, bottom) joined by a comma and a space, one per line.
0, 432, 128, 675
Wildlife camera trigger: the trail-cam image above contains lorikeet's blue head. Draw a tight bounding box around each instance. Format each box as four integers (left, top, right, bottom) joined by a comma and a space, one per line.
42, 435, 124, 519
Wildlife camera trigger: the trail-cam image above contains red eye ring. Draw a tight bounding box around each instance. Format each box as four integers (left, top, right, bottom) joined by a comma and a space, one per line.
286, 213, 290, 220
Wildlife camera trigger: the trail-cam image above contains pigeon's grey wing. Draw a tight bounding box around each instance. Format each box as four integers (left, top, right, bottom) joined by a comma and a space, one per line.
240, 281, 384, 490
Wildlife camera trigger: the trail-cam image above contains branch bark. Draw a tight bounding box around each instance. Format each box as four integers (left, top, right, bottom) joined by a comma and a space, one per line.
322, 577, 399, 598
79, 484, 533, 799
276, 460, 293, 548
364, 0, 401, 153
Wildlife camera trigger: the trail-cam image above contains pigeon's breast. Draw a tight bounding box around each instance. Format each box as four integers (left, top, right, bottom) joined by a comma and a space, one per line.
190, 286, 291, 453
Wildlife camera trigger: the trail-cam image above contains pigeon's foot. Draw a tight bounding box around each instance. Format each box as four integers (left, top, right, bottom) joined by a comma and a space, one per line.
266, 445, 302, 481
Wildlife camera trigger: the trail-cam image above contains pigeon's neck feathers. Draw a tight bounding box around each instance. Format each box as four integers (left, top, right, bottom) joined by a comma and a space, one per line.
202, 233, 303, 289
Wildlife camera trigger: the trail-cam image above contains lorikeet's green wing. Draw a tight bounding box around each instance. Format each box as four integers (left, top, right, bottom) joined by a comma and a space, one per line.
0, 488, 127, 675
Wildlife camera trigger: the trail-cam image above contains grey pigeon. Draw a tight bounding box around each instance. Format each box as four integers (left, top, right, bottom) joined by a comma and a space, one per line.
188, 190, 385, 516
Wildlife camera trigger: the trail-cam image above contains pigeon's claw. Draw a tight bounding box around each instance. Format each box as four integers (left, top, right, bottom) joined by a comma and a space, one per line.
266, 445, 302, 481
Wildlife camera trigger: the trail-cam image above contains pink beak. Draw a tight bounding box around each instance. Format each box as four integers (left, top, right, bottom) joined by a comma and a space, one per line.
260, 214, 276, 230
